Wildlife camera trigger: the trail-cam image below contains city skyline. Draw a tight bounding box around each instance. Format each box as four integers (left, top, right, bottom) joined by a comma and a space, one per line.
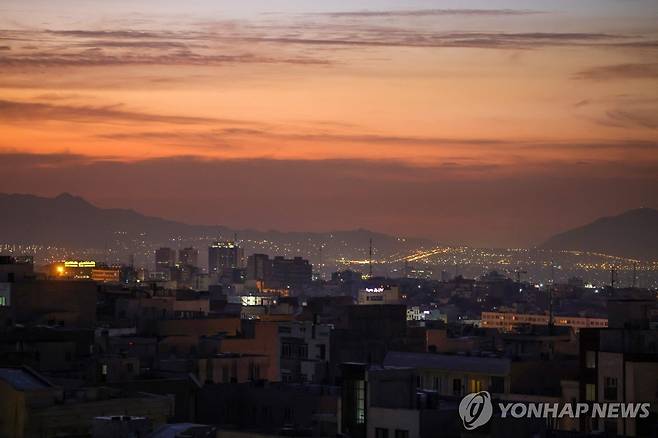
1, 0, 657, 247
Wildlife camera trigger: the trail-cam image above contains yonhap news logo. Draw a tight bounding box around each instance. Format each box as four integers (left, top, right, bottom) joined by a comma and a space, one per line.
459, 391, 493, 430
459, 392, 652, 431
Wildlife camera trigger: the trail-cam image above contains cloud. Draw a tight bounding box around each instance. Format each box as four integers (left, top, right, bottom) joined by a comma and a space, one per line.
0, 99, 226, 125
604, 109, 658, 129
574, 63, 658, 80
319, 9, 543, 18
238, 31, 630, 50
46, 30, 162, 39
0, 51, 329, 68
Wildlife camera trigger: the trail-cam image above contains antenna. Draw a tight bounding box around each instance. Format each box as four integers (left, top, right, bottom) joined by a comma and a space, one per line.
369, 238, 373, 278
319, 243, 323, 281
548, 263, 555, 335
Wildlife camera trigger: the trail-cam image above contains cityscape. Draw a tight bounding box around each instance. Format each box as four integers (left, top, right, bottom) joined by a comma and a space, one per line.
1, 1, 658, 438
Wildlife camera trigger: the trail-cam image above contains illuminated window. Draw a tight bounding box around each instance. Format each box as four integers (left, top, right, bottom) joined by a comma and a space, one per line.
0, 296, 6, 306
469, 379, 482, 393
586, 384, 596, 401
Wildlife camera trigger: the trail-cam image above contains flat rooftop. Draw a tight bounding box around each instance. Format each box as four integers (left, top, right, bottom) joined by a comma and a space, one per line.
0, 368, 53, 391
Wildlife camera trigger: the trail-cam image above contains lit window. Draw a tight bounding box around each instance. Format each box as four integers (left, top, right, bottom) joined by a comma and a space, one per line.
586, 383, 596, 401
470, 379, 482, 393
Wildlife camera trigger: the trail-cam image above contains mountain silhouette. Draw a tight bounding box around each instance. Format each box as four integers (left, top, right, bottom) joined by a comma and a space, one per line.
0, 193, 432, 258
540, 208, 658, 261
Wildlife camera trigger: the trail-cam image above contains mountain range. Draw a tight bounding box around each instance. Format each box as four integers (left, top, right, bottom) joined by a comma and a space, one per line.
540, 207, 658, 261
0, 193, 433, 260
0, 193, 656, 261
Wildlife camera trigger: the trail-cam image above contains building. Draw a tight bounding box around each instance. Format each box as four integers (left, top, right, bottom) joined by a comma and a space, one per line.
0, 367, 173, 438
178, 247, 199, 268
0, 256, 34, 282
198, 353, 269, 384
358, 286, 401, 305
578, 295, 658, 436
2, 280, 97, 328
270, 256, 312, 291
197, 382, 340, 436
209, 242, 244, 277
155, 247, 176, 274
246, 253, 272, 283
382, 351, 511, 397
91, 267, 121, 283
481, 311, 608, 332
278, 320, 331, 384
341, 363, 460, 438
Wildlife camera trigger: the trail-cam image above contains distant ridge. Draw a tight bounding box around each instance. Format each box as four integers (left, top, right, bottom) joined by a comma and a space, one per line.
540, 208, 658, 261
0, 193, 432, 255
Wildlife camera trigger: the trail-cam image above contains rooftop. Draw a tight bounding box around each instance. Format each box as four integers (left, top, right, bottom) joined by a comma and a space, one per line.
0, 367, 53, 391
383, 351, 511, 375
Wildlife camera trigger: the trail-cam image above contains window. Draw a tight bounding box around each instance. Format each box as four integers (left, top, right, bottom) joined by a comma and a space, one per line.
0, 296, 6, 306
585, 351, 596, 369
432, 376, 439, 391
395, 430, 409, 438
416, 375, 423, 389
355, 380, 366, 424
490, 376, 505, 394
604, 377, 618, 401
284, 407, 293, 423
586, 383, 596, 401
375, 428, 389, 438
469, 379, 482, 393
453, 378, 462, 396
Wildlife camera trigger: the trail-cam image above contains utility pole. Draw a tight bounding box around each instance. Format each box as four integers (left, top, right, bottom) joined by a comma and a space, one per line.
632, 262, 637, 288
611, 266, 616, 290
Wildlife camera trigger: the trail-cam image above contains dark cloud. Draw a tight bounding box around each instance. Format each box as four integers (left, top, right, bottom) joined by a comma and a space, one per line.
604, 109, 658, 130
239, 31, 628, 50
0, 99, 225, 125
76, 40, 195, 49
0, 51, 329, 68
573, 63, 658, 80
319, 9, 543, 18
46, 30, 163, 39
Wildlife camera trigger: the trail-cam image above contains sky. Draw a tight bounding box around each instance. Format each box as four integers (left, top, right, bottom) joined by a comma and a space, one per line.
0, 0, 657, 247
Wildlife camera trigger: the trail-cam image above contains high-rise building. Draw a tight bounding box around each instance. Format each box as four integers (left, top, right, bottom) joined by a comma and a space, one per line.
178, 247, 199, 268
271, 256, 312, 290
246, 254, 272, 282
208, 241, 244, 276
155, 247, 176, 273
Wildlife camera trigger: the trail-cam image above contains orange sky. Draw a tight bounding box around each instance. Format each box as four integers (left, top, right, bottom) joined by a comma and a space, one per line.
0, 1, 657, 246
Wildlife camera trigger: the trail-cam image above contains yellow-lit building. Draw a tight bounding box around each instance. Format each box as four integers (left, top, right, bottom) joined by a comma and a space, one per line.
481, 311, 608, 332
